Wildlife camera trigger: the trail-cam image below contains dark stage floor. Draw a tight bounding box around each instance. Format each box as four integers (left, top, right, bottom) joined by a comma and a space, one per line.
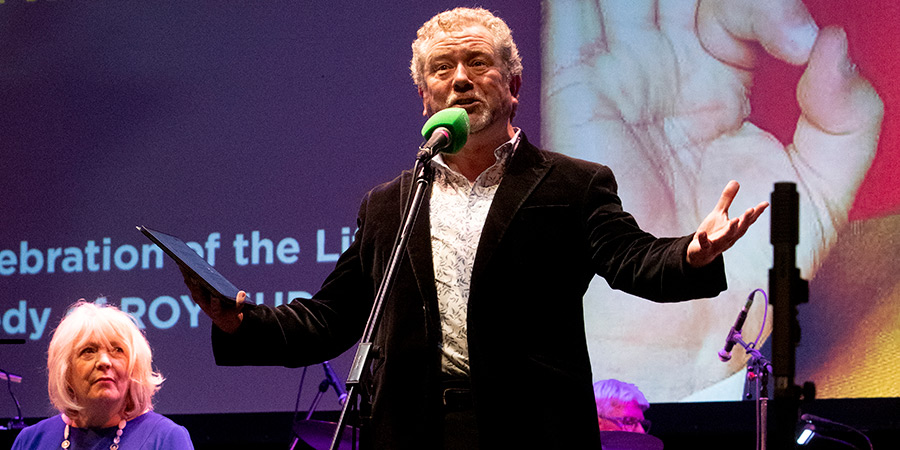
3, 398, 898, 449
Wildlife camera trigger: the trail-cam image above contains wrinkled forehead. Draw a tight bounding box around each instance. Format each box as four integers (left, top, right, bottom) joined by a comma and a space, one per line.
424, 25, 498, 59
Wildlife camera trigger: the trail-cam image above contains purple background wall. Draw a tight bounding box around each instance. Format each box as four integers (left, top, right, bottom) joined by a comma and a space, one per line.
0, 0, 541, 416
3, 0, 899, 421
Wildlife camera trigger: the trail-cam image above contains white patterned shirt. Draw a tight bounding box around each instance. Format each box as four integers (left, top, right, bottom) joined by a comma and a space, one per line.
430, 129, 521, 377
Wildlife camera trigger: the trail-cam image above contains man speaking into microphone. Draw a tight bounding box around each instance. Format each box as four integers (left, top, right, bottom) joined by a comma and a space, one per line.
181, 7, 768, 450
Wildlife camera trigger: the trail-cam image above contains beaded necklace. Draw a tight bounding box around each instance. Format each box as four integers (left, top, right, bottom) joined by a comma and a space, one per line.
61, 415, 127, 450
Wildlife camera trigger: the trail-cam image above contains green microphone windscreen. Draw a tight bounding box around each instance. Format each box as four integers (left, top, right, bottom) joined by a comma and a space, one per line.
420, 107, 470, 154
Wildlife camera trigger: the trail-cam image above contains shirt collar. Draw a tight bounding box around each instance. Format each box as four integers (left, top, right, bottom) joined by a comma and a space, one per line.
433, 128, 522, 170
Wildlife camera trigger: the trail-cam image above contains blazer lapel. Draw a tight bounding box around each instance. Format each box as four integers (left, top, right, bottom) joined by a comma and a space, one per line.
398, 137, 551, 331
471, 136, 550, 284
401, 168, 441, 338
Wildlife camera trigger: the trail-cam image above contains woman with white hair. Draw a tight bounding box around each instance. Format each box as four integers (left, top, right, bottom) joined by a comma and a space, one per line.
12, 301, 193, 449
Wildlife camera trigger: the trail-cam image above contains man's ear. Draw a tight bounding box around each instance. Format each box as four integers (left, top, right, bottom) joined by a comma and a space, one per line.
508, 74, 522, 119
418, 87, 428, 117
509, 74, 522, 98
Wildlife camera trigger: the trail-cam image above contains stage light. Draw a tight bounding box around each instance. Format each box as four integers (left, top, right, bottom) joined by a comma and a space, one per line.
796, 423, 815, 446
795, 414, 873, 449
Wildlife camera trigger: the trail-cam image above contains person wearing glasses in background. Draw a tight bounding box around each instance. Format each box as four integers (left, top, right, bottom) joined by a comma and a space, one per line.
594, 379, 652, 434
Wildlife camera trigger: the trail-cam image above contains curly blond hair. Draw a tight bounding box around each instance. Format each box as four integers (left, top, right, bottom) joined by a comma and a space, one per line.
410, 7, 523, 89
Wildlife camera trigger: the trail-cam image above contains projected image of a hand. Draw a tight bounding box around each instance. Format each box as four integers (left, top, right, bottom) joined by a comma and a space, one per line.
542, 0, 883, 400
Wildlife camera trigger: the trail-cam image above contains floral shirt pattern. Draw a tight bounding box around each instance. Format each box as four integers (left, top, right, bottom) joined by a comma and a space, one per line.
430, 130, 521, 377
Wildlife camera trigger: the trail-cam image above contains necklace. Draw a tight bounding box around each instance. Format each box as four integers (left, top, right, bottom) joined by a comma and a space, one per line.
61, 415, 127, 450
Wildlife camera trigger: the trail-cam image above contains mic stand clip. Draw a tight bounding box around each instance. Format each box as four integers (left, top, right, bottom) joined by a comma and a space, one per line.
416, 145, 440, 163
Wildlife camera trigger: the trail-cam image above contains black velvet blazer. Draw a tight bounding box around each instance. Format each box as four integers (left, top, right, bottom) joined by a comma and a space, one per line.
213, 134, 727, 449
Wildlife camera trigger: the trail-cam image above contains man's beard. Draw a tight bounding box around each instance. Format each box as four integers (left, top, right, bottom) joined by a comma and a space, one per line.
430, 94, 509, 135
466, 105, 493, 134
446, 97, 504, 135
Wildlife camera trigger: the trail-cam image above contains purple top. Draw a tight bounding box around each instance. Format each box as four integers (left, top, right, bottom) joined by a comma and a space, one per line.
12, 411, 193, 449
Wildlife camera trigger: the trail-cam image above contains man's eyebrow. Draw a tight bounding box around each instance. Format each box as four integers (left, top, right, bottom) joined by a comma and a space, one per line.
429, 49, 494, 63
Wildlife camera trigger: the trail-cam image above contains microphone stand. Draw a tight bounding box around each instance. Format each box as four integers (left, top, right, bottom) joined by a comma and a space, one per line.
328, 151, 436, 450
732, 332, 773, 450
768, 182, 807, 448
289, 363, 351, 450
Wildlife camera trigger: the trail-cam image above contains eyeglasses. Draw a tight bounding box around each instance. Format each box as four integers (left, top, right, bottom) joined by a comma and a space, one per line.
599, 415, 652, 433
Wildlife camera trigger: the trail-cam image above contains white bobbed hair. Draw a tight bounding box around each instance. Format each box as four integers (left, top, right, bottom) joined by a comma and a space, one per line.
47, 301, 163, 420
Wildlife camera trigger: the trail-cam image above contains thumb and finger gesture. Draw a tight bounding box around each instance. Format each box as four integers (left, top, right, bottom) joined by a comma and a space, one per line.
688, 181, 769, 267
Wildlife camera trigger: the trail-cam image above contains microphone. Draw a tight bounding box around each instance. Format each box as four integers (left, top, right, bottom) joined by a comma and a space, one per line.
322, 361, 348, 405
418, 107, 470, 159
718, 291, 756, 362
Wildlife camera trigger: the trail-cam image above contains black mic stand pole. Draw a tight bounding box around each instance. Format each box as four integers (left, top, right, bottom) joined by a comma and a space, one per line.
768, 182, 809, 449
328, 150, 437, 450
731, 332, 773, 450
